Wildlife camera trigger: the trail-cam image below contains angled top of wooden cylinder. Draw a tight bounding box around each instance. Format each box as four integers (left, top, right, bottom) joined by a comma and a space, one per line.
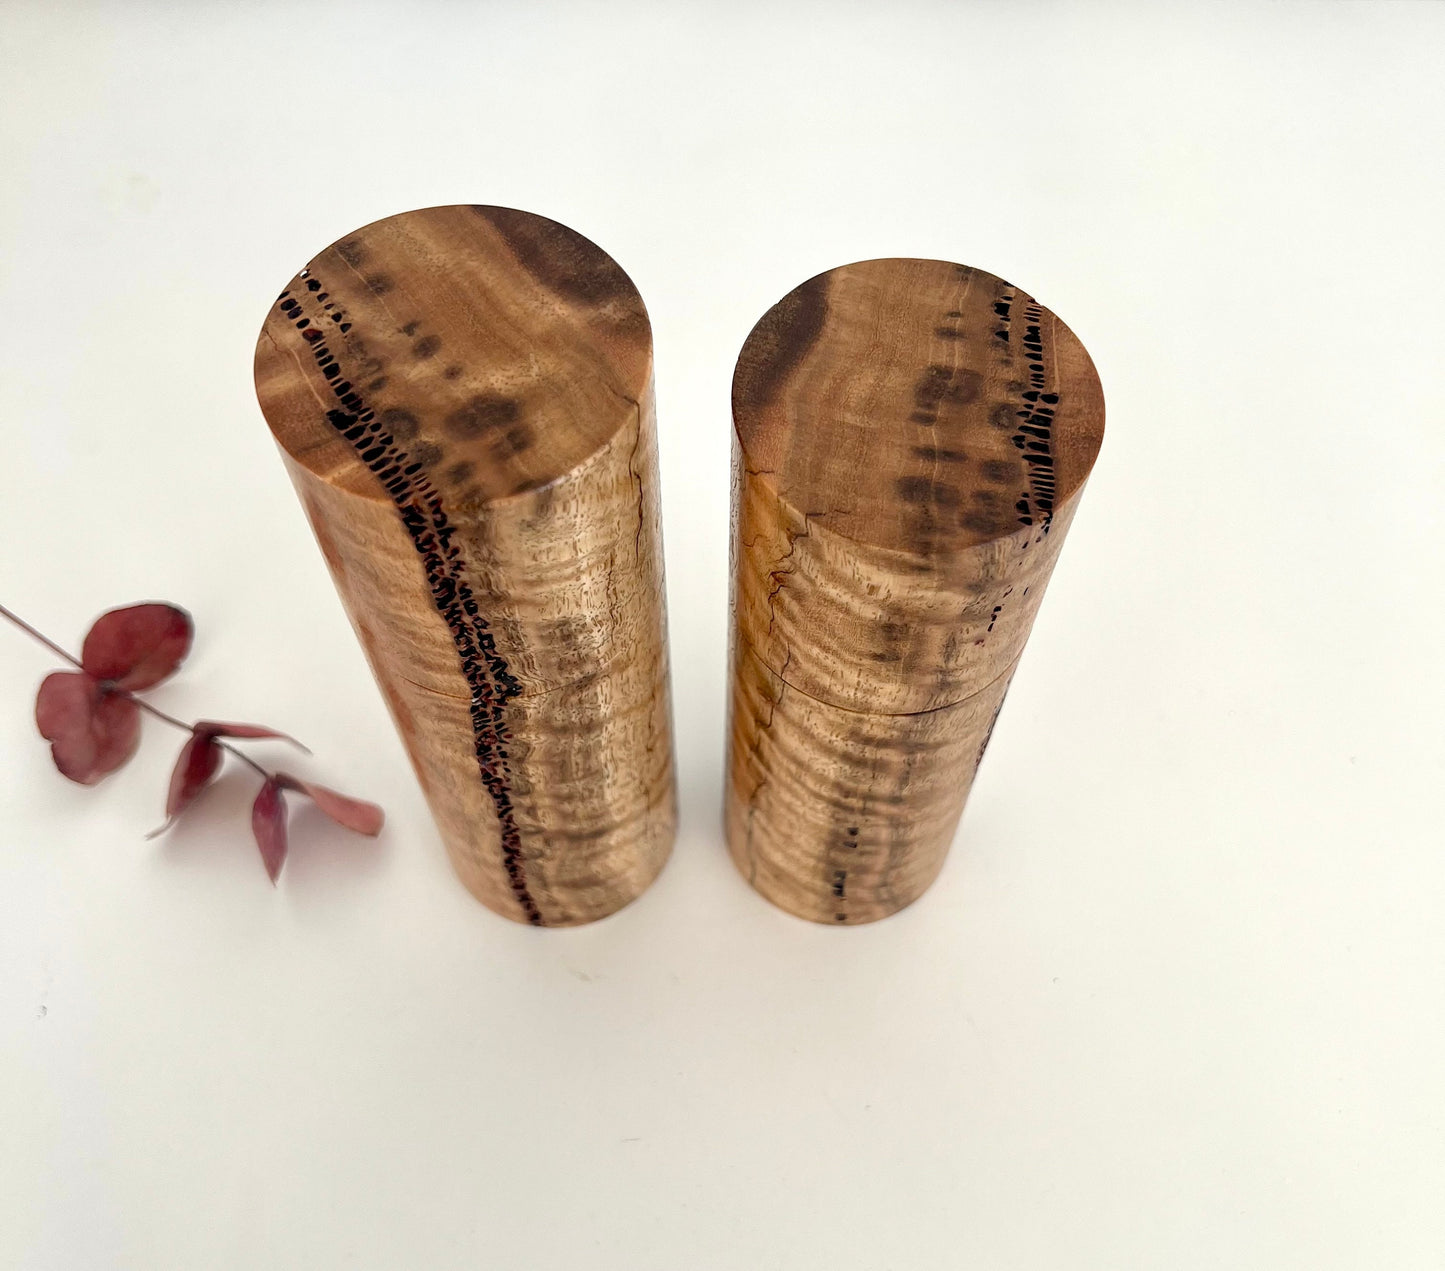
254, 204, 651, 508
731, 259, 1104, 714
734, 258, 1103, 556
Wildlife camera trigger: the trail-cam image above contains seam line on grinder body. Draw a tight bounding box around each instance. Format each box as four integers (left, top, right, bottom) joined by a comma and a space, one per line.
735, 629, 1024, 721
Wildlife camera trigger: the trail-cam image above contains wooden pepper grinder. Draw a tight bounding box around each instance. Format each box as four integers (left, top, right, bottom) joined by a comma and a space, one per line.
727, 259, 1104, 923
254, 205, 675, 926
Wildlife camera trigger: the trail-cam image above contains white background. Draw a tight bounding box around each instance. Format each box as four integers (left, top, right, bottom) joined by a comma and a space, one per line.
2, 3, 1442, 1267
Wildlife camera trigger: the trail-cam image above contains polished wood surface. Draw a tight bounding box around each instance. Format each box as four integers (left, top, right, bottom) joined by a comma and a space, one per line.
256, 205, 675, 925
728, 258, 1103, 923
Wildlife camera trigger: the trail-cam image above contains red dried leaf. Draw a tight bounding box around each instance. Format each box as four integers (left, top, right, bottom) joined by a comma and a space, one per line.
81, 603, 193, 691
276, 772, 384, 836
195, 720, 308, 751
148, 731, 223, 837
34, 671, 141, 784
251, 779, 288, 883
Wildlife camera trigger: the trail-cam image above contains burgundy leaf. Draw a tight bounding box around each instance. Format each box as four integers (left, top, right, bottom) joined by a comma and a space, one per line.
251, 779, 289, 883
34, 671, 141, 784
81, 603, 193, 691
194, 720, 308, 751
276, 772, 384, 836
148, 731, 223, 837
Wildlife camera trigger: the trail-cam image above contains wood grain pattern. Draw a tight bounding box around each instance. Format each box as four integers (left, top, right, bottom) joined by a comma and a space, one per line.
728, 258, 1103, 924
255, 205, 675, 926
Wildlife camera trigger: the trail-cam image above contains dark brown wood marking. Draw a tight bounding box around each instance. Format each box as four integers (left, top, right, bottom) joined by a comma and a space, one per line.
1010, 298, 1058, 531
731, 272, 831, 419
472, 206, 636, 306
277, 277, 541, 924
975, 683, 1010, 770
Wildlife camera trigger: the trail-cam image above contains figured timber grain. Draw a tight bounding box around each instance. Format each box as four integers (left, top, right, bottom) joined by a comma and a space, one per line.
728, 258, 1103, 924
255, 205, 675, 926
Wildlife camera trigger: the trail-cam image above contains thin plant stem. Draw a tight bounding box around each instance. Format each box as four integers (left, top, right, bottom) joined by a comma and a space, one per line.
216, 744, 271, 780
128, 694, 272, 779
0, 602, 84, 669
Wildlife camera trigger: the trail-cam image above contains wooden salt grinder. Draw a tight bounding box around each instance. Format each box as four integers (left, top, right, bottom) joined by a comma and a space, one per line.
254, 205, 675, 926
727, 259, 1104, 924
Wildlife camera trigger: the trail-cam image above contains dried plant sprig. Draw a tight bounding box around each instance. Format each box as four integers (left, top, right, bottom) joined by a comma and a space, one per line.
3, 600, 383, 882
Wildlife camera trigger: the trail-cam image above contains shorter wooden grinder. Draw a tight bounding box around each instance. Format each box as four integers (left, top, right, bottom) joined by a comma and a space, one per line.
255, 206, 675, 926
727, 259, 1104, 924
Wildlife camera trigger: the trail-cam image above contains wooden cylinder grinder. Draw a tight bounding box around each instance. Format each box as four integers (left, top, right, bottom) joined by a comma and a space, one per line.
255, 205, 675, 926
727, 259, 1104, 924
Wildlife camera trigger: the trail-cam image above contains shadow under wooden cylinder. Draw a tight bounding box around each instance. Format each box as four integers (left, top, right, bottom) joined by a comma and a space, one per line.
727, 258, 1104, 925
254, 205, 676, 926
